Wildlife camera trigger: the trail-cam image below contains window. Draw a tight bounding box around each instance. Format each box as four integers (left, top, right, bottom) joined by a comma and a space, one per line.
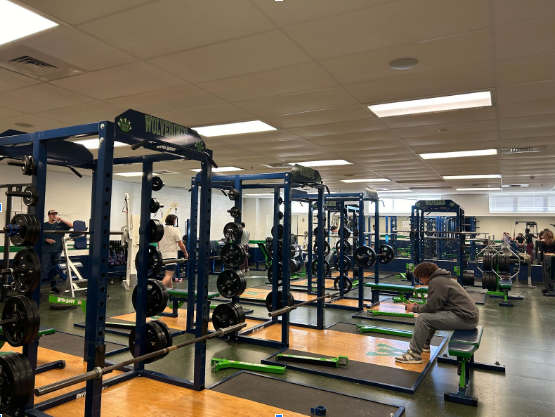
490, 194, 555, 213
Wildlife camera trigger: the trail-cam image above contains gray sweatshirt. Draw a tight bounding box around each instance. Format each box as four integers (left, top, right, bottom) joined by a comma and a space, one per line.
413, 268, 479, 323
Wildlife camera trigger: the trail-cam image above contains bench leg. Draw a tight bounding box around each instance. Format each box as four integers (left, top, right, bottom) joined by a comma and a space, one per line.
444, 358, 478, 406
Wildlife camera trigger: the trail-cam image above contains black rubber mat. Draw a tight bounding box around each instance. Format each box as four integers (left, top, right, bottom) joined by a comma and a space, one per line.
39, 331, 127, 357
352, 309, 417, 325
211, 371, 404, 417
74, 318, 183, 337
326, 322, 443, 346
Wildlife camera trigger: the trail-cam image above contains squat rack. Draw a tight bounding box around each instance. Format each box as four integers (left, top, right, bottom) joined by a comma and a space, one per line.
0, 109, 217, 417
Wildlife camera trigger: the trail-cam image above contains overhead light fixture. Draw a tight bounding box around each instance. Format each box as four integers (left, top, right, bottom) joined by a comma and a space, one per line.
190, 166, 244, 173
340, 178, 390, 183
0, 0, 58, 46
378, 190, 413, 193
244, 193, 273, 197
192, 121, 276, 137
75, 139, 128, 149
368, 91, 492, 118
443, 174, 501, 180
420, 149, 497, 160
456, 188, 502, 191
289, 160, 352, 167
389, 57, 419, 70
114, 172, 144, 177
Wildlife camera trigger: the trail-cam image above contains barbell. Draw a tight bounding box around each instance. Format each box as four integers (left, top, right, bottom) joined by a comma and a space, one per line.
0, 248, 41, 293
354, 244, 395, 269
268, 291, 343, 317
7, 155, 36, 176
34, 321, 247, 397
4, 185, 39, 206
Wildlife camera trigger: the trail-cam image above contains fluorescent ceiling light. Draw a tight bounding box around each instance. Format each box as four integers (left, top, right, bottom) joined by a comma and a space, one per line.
368, 91, 492, 118
114, 172, 144, 177
443, 174, 501, 180
289, 160, 352, 167
190, 166, 244, 173
340, 178, 390, 183
75, 139, 128, 149
193, 121, 276, 137
244, 194, 273, 197
378, 190, 413, 193
457, 188, 502, 191
0, 0, 58, 46
420, 149, 497, 160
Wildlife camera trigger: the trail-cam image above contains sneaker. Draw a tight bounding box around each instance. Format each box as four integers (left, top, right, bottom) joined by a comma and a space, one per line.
51, 286, 61, 294
423, 344, 431, 353
542, 288, 550, 294
395, 349, 422, 364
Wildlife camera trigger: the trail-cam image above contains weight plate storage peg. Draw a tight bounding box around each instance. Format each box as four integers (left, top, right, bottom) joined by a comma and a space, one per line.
354, 246, 377, 269
220, 242, 246, 268
152, 176, 164, 191
128, 321, 168, 364
265, 291, 295, 312
11, 249, 41, 293
212, 302, 245, 330
311, 260, 331, 277
22, 185, 39, 207
217, 270, 247, 298
135, 246, 163, 278
227, 206, 241, 219
223, 222, 243, 242
228, 189, 240, 201
334, 276, 353, 293
1, 295, 40, 347
147, 219, 165, 243
0, 353, 34, 412
131, 279, 168, 317
378, 244, 395, 264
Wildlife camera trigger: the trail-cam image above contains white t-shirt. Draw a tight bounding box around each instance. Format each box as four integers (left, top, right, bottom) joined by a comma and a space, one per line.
158, 225, 182, 260
241, 228, 250, 245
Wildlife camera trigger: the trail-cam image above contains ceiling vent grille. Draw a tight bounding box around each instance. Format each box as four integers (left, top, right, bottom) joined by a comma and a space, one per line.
502, 184, 530, 188
8, 55, 58, 74
502, 146, 546, 154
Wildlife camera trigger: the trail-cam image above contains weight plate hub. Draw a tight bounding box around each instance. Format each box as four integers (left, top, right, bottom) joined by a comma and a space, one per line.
220, 242, 246, 268
311, 260, 330, 277
354, 246, 377, 269
223, 222, 243, 242
132, 279, 168, 317
22, 186, 39, 207
378, 244, 395, 264
212, 302, 245, 330
313, 241, 330, 257
147, 219, 164, 243
12, 249, 41, 293
129, 321, 168, 364
334, 276, 353, 293
135, 246, 163, 278
2, 295, 40, 347
217, 270, 247, 298
265, 291, 295, 312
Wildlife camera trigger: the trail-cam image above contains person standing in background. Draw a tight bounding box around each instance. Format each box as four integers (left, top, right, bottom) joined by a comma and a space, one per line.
42, 210, 74, 293
514, 233, 525, 252
158, 214, 188, 288
240, 222, 250, 272
541, 230, 555, 294
525, 228, 536, 260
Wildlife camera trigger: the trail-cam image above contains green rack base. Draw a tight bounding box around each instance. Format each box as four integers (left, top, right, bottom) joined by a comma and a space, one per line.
356, 324, 413, 338
276, 353, 348, 368
369, 310, 415, 318
211, 358, 286, 374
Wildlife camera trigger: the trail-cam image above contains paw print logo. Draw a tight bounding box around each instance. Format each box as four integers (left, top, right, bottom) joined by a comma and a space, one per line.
195, 140, 205, 151
118, 117, 132, 133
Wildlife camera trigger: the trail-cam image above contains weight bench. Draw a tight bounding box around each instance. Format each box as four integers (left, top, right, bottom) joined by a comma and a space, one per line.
0, 327, 66, 374
161, 289, 220, 317
364, 282, 416, 304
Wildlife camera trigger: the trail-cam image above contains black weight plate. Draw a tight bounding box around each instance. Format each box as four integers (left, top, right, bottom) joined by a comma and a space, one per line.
147, 219, 164, 243
342, 227, 352, 239
26, 214, 41, 249
500, 253, 510, 273
22, 155, 35, 176
334, 276, 353, 293
277, 211, 284, 220
135, 246, 163, 278
150, 198, 161, 213
152, 176, 164, 191
0, 354, 24, 412
462, 270, 475, 286
1, 296, 39, 347
132, 279, 168, 317
12, 249, 41, 293
311, 260, 330, 277
230, 302, 246, 325
378, 244, 395, 264
271, 224, 284, 240
223, 222, 242, 242
313, 226, 329, 238
267, 263, 283, 286
483, 252, 493, 271
313, 240, 330, 257
290, 259, 302, 274
265, 291, 295, 312
9, 214, 39, 247
334, 256, 352, 272
149, 321, 172, 360
278, 196, 284, 205
228, 189, 240, 201
22, 186, 38, 207
128, 321, 167, 364
220, 242, 246, 268
212, 303, 242, 330
217, 270, 246, 298
228, 207, 241, 219
335, 240, 352, 255
354, 246, 377, 269
9, 352, 34, 406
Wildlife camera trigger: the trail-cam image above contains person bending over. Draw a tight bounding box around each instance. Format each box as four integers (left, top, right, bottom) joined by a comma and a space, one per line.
158, 214, 188, 288
395, 262, 479, 364
541, 230, 555, 294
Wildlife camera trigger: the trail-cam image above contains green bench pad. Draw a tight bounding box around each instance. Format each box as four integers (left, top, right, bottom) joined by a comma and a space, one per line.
448, 341, 478, 359
499, 279, 512, 289
364, 283, 415, 291
167, 290, 220, 299
414, 286, 428, 294
451, 325, 483, 346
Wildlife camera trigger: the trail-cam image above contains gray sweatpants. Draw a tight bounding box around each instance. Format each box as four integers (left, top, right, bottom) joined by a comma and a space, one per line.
410, 311, 477, 355
542, 255, 554, 291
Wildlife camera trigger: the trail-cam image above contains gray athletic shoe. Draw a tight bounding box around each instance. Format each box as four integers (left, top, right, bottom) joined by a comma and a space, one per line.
395, 349, 422, 364
423, 344, 431, 353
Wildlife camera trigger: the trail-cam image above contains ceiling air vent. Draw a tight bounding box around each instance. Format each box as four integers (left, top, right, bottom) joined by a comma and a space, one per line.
0, 46, 85, 81
502, 184, 530, 188
502, 146, 546, 154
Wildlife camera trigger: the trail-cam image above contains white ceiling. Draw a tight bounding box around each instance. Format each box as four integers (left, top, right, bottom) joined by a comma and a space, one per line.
1, 0, 555, 194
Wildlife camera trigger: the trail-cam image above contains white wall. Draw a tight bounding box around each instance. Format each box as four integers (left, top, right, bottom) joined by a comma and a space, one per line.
0, 164, 233, 241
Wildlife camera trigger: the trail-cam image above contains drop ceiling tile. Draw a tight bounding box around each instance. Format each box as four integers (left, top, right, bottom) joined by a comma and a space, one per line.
320, 30, 491, 85
0, 68, 40, 93
497, 80, 555, 104
241, 139, 315, 152
198, 63, 338, 103
159, 104, 254, 127
497, 54, 555, 87
287, 118, 384, 138
22, 26, 136, 72
51, 62, 185, 101
268, 148, 333, 159
79, 0, 273, 59
499, 126, 555, 140
381, 107, 497, 129
347, 64, 493, 105
499, 136, 555, 148
402, 131, 499, 146
35, 101, 125, 125
0, 106, 24, 120
495, 17, 555, 62
493, 0, 555, 26
284, 0, 488, 60
307, 130, 397, 146
500, 114, 555, 130
410, 140, 499, 154
18, 0, 153, 25
0, 114, 68, 132
149, 31, 310, 84
393, 120, 498, 139
263, 105, 373, 130
0, 83, 94, 113
214, 130, 297, 145
323, 140, 404, 152
107, 85, 224, 115
236, 87, 357, 117
499, 99, 555, 119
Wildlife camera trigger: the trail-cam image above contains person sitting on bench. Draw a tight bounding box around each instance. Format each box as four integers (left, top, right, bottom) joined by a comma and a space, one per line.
395, 262, 479, 364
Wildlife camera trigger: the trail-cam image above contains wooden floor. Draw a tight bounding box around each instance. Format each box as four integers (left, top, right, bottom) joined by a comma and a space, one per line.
47, 377, 307, 417
239, 287, 317, 302
292, 278, 337, 288
331, 271, 374, 277
112, 308, 261, 332
0, 345, 123, 403
329, 298, 364, 307
247, 324, 437, 373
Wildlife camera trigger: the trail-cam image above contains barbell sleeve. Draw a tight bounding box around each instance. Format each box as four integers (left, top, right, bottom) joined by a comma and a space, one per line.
35, 322, 246, 397
268, 293, 339, 317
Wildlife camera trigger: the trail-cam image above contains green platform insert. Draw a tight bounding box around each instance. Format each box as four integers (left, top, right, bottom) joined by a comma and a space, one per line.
276, 353, 348, 368
211, 358, 286, 374
370, 310, 415, 318
356, 324, 413, 338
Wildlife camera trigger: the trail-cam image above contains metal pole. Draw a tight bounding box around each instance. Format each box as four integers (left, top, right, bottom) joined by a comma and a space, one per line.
358, 194, 364, 310
2, 187, 12, 302
271, 186, 280, 322
339, 201, 345, 297
186, 178, 198, 332
307, 203, 313, 294
281, 174, 291, 344
316, 186, 325, 330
